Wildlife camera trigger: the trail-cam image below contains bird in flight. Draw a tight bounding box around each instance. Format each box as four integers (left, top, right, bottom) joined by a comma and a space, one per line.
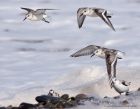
71, 45, 125, 80
21, 7, 58, 23
77, 7, 115, 31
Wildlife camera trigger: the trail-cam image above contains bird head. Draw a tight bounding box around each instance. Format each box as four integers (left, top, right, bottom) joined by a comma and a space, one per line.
116, 51, 125, 59
48, 89, 54, 96
94, 49, 103, 56
82, 8, 90, 15
23, 13, 32, 21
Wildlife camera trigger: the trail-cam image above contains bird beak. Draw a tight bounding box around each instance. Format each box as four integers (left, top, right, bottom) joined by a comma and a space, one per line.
23, 17, 27, 21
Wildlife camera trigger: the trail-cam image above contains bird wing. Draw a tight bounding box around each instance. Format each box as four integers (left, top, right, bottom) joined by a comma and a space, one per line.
77, 8, 86, 28
105, 51, 117, 79
21, 7, 34, 12
71, 45, 99, 57
36, 9, 47, 14
36, 9, 58, 14
94, 9, 115, 31
105, 53, 112, 80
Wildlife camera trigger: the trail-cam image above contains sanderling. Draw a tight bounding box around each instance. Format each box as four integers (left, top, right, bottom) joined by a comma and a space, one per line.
48, 89, 60, 97
71, 45, 125, 79
110, 78, 131, 95
77, 7, 115, 31
21, 7, 57, 23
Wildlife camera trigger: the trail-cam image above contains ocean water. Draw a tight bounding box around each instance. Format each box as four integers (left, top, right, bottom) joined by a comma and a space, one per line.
0, 0, 140, 107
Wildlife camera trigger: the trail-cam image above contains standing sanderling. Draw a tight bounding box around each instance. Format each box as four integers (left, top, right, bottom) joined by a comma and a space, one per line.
21, 7, 58, 23
77, 7, 115, 31
110, 77, 131, 95
71, 45, 125, 80
48, 89, 60, 97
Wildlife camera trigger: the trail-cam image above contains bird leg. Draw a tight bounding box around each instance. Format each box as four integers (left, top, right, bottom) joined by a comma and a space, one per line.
91, 53, 95, 57
113, 59, 117, 77
42, 18, 50, 23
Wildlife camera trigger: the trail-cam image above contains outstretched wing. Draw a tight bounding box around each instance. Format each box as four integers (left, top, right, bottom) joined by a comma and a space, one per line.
105, 51, 117, 79
36, 9, 58, 14
71, 45, 99, 57
77, 8, 86, 28
21, 7, 34, 12
105, 53, 112, 80
94, 9, 115, 31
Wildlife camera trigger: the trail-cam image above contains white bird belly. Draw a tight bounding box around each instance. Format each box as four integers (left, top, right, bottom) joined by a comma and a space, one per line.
114, 83, 129, 93
87, 12, 98, 17
29, 15, 43, 21
96, 53, 105, 58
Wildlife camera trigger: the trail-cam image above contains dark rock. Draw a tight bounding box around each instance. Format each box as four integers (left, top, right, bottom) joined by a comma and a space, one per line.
60, 94, 69, 100
137, 88, 140, 91
7, 105, 14, 109
0, 107, 6, 109
75, 94, 88, 100
10, 107, 19, 109
36, 95, 61, 105
19, 102, 36, 109
121, 100, 129, 105
64, 97, 77, 108
104, 96, 108, 98
113, 96, 120, 99
126, 92, 130, 96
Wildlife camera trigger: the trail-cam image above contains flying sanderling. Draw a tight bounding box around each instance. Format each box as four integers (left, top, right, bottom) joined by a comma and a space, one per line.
77, 7, 115, 31
110, 77, 131, 95
21, 7, 57, 23
71, 45, 125, 79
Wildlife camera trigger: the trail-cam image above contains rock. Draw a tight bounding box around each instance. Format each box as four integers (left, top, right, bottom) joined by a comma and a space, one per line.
104, 96, 109, 98
75, 94, 88, 102
60, 94, 69, 100
113, 96, 120, 99
121, 100, 129, 105
64, 97, 77, 108
7, 105, 18, 109
137, 88, 140, 91
19, 102, 36, 109
35, 95, 60, 104
0, 107, 6, 109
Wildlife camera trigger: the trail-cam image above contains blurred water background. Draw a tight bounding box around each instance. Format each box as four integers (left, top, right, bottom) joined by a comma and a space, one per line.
0, 0, 140, 106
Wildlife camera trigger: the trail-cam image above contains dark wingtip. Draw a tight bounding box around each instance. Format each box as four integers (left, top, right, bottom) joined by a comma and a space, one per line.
70, 54, 74, 57
70, 54, 79, 57
78, 25, 82, 29
107, 15, 112, 18
112, 28, 116, 31
46, 9, 59, 10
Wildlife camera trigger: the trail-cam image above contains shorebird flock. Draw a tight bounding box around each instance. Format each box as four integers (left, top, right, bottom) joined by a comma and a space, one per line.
20, 6, 130, 95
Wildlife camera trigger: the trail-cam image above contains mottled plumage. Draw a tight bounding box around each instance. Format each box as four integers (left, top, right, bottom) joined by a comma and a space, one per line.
77, 7, 115, 31
71, 45, 125, 81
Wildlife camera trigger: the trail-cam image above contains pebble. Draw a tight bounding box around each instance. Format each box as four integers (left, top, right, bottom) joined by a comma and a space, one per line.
121, 100, 129, 105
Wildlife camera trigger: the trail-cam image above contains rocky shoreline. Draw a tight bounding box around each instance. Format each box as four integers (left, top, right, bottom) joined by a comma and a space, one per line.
0, 88, 140, 109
